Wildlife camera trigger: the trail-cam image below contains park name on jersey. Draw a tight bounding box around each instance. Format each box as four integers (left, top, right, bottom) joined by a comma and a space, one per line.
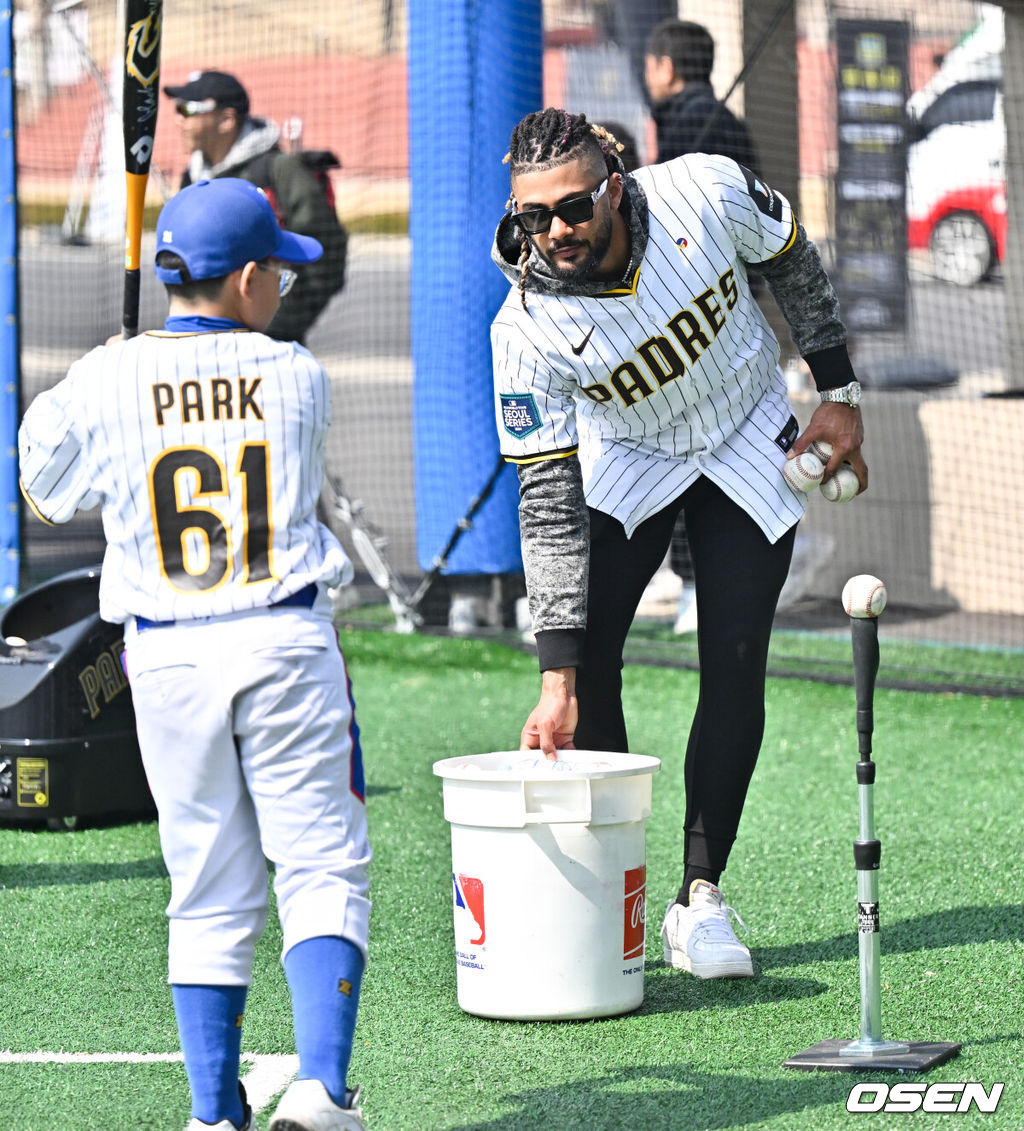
152, 376, 264, 426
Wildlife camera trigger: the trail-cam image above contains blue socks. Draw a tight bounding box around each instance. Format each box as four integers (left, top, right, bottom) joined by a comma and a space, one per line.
172, 983, 248, 1127
283, 935, 365, 1107
171, 938, 363, 1121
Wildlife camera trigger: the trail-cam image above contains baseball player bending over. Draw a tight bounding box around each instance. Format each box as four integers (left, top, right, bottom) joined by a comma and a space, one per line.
490, 109, 867, 981
19, 179, 370, 1131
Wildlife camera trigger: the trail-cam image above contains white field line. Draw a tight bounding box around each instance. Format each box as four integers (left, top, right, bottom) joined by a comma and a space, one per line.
0, 1051, 299, 1113
239, 1054, 300, 1112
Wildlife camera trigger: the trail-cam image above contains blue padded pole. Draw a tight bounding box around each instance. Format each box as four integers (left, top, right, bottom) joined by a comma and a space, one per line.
408, 0, 542, 573
0, 7, 20, 602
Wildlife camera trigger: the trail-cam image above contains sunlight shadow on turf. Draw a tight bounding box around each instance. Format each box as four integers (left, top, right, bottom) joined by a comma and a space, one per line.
454, 970, 830, 1024
754, 903, 1024, 970
636, 969, 828, 1016
365, 783, 401, 797
951, 1032, 1024, 1052
0, 856, 167, 889
447, 1062, 867, 1131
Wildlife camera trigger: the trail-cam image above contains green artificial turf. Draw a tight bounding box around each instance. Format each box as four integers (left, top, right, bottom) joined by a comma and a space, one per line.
626, 621, 1024, 697
0, 630, 1021, 1129
342, 604, 1024, 697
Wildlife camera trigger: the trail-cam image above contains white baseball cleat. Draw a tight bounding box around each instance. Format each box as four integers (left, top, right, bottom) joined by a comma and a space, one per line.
186, 1118, 258, 1131
269, 1080, 365, 1131
185, 1083, 259, 1131
661, 880, 754, 978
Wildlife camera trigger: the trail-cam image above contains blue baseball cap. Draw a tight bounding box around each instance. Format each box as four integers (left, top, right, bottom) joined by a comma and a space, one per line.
154, 178, 323, 284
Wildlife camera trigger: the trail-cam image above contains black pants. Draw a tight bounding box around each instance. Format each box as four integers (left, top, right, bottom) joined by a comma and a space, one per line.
574, 477, 796, 876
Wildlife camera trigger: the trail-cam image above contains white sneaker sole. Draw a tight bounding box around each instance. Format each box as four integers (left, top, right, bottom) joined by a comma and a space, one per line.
663, 942, 754, 978
268, 1080, 364, 1131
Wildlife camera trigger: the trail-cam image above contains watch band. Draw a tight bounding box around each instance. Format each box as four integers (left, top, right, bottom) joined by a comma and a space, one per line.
820, 381, 862, 407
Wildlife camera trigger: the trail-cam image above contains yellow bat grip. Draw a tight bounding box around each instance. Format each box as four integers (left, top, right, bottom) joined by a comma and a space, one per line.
125, 171, 149, 270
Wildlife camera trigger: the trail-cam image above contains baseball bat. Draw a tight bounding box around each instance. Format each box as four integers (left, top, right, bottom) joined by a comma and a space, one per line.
121, 0, 163, 339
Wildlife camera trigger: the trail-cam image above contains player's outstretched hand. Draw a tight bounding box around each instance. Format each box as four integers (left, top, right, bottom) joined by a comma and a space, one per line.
520, 666, 579, 759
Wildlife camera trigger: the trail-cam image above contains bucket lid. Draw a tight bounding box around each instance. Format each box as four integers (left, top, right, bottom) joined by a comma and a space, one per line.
432, 749, 661, 782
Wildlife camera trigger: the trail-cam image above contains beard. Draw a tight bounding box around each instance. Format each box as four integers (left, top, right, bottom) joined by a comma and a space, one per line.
537, 210, 614, 280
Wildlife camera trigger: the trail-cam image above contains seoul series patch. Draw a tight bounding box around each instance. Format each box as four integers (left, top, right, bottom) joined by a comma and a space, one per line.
740, 164, 784, 222
500, 393, 542, 439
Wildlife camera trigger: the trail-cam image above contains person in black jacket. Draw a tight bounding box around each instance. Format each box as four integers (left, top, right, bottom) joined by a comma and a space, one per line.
643, 21, 760, 633
164, 70, 347, 344
644, 19, 759, 171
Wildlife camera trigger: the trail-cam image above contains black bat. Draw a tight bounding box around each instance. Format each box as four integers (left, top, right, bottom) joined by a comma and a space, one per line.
121, 0, 163, 338
851, 615, 879, 758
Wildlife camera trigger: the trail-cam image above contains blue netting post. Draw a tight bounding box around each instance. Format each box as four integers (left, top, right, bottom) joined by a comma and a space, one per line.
408, 0, 542, 575
0, 7, 19, 602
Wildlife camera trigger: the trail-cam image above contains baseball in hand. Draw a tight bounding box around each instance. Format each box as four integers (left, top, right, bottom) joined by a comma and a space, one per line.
820, 463, 860, 503
808, 439, 834, 467
783, 449, 826, 493
842, 574, 887, 618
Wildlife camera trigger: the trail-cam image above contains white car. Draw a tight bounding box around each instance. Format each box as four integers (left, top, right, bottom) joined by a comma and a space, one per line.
905, 7, 1005, 286
905, 77, 1005, 286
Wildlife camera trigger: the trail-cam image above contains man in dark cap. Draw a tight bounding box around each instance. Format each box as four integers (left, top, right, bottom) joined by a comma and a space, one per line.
164, 70, 348, 344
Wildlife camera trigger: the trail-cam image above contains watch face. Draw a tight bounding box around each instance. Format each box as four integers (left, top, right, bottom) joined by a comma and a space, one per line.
822, 382, 861, 405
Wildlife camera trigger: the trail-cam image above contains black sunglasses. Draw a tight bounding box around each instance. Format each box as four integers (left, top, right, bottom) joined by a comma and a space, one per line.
512, 178, 608, 235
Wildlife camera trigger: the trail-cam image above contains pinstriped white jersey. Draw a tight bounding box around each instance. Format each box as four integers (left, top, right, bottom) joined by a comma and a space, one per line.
19, 329, 353, 625
491, 154, 808, 541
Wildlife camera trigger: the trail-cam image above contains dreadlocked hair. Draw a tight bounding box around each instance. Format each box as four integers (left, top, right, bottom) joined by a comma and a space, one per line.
503, 108, 624, 178
502, 109, 627, 308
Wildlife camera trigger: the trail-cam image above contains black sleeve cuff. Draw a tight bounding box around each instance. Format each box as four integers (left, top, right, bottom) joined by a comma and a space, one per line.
534, 628, 586, 672
804, 344, 857, 392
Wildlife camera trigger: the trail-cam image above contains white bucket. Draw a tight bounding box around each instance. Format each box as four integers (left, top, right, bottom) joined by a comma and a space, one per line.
432, 749, 661, 1021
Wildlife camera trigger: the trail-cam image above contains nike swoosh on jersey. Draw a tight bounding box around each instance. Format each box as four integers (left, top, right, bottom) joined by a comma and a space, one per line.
571, 326, 595, 355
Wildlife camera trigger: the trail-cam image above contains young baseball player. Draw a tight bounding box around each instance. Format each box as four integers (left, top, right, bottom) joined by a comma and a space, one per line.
19, 178, 370, 1131
490, 109, 866, 980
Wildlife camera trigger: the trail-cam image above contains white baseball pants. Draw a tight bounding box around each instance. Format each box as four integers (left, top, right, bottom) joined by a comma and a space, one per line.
125, 604, 371, 986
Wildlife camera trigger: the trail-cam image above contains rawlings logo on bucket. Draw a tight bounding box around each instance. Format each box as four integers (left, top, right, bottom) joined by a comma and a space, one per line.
624, 865, 646, 960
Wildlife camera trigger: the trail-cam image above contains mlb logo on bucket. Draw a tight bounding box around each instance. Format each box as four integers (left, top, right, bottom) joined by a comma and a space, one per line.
453, 873, 485, 947
624, 866, 646, 960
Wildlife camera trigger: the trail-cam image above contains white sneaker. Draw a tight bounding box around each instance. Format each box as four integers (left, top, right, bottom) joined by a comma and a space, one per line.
269, 1080, 365, 1131
515, 596, 536, 644
661, 880, 754, 978
672, 586, 698, 635
186, 1119, 258, 1131
448, 594, 479, 635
